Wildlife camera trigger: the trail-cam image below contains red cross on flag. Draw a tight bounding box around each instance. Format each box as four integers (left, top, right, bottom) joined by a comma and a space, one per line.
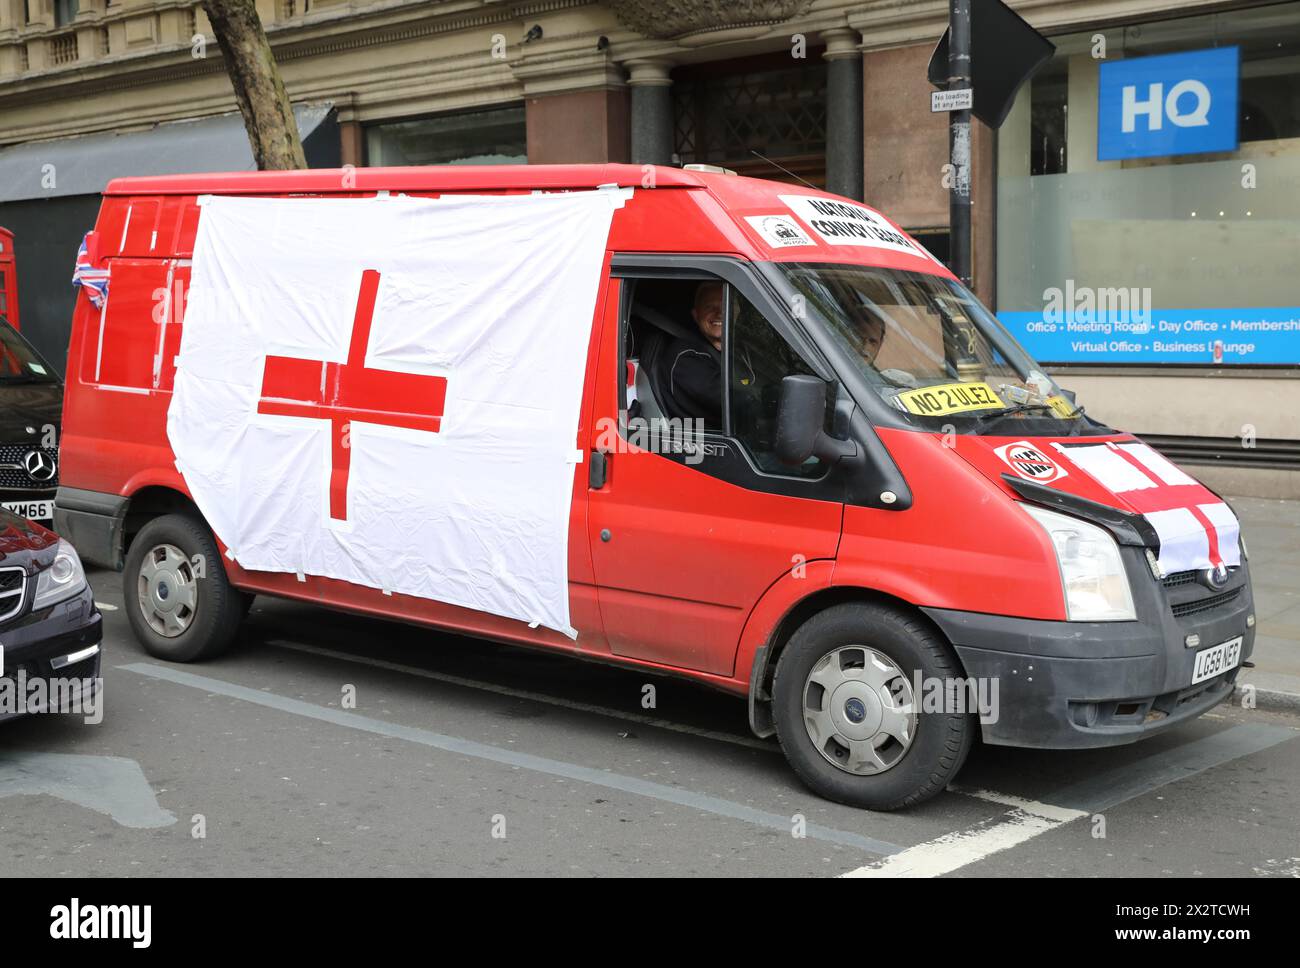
167, 191, 625, 636
256, 269, 448, 522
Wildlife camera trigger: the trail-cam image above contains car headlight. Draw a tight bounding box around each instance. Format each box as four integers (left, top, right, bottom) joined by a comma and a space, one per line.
33, 538, 87, 610
1020, 505, 1136, 622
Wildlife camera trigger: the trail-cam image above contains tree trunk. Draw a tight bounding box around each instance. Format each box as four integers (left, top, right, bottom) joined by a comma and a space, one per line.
200, 0, 306, 170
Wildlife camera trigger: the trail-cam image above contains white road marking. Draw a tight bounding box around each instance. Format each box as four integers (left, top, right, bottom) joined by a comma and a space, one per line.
841, 723, 1296, 878
264, 637, 775, 752
840, 791, 1085, 878
119, 661, 900, 856
94, 601, 119, 611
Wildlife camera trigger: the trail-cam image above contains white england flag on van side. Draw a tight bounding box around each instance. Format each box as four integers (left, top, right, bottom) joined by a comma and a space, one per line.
168, 191, 624, 637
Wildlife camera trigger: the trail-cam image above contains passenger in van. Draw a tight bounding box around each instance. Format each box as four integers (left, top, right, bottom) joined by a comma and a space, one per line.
854, 304, 919, 388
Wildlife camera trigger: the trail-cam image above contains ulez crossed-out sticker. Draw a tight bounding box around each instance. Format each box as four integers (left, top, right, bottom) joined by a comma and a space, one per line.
994, 440, 1069, 484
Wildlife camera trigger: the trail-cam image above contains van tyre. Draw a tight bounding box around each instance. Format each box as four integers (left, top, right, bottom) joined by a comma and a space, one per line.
124, 514, 245, 662
773, 602, 973, 811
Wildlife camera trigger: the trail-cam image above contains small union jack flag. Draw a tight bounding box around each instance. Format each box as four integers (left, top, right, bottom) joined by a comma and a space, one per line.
72, 233, 109, 309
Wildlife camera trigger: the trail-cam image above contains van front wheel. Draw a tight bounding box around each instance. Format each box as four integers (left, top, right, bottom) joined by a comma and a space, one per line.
124, 514, 245, 662
772, 602, 974, 811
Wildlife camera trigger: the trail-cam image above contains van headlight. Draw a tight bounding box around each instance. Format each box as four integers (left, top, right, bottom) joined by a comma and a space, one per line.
33, 538, 88, 609
1020, 505, 1136, 622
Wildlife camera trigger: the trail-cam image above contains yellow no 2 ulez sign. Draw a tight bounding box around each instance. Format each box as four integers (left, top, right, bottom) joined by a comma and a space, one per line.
897, 381, 1005, 416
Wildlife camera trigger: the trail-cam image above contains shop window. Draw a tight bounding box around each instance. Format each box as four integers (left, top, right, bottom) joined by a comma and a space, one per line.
1029, 64, 1068, 176
365, 105, 526, 167
996, 2, 1300, 367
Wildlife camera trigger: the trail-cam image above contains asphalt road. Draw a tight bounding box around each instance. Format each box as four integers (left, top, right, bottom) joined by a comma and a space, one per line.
1, 567, 1297, 878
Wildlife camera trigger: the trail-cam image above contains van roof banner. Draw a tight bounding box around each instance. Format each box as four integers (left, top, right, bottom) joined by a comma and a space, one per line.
169, 190, 625, 637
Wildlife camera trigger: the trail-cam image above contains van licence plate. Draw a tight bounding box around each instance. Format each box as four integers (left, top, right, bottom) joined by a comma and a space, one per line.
1, 499, 54, 521
1191, 635, 1242, 685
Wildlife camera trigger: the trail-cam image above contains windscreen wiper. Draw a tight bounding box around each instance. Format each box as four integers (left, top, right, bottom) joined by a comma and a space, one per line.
970, 403, 1060, 431
1065, 405, 1092, 435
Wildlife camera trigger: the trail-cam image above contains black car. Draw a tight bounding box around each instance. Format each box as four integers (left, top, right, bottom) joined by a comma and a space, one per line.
0, 508, 101, 722
0, 316, 61, 527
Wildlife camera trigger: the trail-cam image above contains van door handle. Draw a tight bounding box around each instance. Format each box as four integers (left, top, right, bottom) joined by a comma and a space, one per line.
589, 450, 608, 489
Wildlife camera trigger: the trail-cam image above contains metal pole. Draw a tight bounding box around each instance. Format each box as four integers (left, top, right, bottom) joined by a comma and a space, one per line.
948, 0, 973, 288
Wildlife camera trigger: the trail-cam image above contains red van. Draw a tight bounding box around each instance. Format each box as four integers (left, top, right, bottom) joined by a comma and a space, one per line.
54, 165, 1255, 810
0, 226, 19, 330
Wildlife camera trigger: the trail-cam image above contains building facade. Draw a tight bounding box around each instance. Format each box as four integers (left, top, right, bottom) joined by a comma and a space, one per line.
1, 0, 1296, 495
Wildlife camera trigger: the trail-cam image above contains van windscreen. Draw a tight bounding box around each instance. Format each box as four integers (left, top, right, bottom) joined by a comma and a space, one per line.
777, 263, 1090, 432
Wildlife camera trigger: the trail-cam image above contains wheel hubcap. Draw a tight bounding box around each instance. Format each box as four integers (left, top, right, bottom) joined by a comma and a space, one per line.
137, 543, 198, 638
802, 646, 916, 776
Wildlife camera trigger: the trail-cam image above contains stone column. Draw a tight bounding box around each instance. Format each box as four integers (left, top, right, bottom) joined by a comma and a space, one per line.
626, 59, 674, 167
823, 28, 863, 201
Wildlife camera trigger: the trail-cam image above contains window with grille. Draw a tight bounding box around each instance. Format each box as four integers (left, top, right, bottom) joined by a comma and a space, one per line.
673, 58, 828, 188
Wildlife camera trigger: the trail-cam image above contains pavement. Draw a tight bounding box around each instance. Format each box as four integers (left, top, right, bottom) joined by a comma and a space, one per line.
1229, 496, 1300, 709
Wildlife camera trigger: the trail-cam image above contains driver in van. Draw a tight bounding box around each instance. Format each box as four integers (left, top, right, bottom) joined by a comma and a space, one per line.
660, 282, 731, 427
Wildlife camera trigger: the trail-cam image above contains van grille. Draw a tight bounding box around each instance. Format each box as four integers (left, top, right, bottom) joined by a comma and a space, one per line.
1161, 570, 1199, 588
1171, 587, 1241, 619
0, 566, 27, 622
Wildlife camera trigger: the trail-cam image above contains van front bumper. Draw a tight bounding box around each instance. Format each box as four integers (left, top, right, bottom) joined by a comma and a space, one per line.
922, 563, 1256, 750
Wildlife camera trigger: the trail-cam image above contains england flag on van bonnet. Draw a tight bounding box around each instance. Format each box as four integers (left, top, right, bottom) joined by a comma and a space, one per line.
168, 191, 625, 637
1052, 440, 1241, 576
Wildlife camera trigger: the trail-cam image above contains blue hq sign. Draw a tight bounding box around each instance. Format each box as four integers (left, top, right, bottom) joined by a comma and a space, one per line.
1097, 47, 1239, 161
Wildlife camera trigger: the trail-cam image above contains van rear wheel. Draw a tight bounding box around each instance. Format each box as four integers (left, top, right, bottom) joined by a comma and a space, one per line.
124, 514, 244, 662
772, 602, 974, 811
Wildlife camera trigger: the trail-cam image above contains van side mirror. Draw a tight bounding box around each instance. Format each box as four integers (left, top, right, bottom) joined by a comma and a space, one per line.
775, 375, 858, 466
